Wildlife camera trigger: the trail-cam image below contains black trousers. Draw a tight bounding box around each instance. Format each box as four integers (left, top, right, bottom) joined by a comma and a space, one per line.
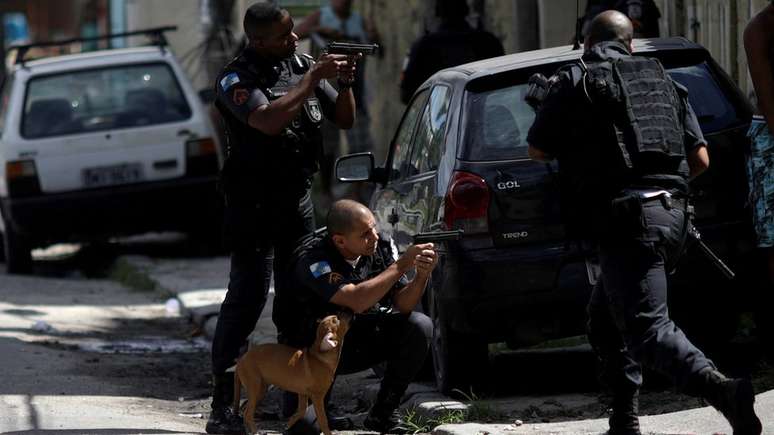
587, 197, 714, 396
283, 311, 433, 434
211, 191, 315, 376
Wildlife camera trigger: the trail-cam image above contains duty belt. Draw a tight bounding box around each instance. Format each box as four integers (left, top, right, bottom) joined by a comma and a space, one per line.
621, 189, 687, 212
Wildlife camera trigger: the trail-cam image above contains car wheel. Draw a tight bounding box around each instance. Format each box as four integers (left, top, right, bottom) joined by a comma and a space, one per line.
3, 219, 32, 274
429, 287, 488, 396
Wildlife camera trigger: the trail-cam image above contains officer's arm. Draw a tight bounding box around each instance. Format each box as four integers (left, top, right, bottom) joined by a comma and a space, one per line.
332, 84, 356, 130
248, 54, 346, 135
392, 245, 437, 314
330, 261, 409, 313
528, 145, 554, 162
329, 244, 425, 313
744, 16, 774, 132
687, 146, 709, 179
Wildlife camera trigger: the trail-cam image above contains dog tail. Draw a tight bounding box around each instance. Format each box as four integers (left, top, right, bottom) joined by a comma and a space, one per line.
288, 349, 304, 367
233, 367, 241, 413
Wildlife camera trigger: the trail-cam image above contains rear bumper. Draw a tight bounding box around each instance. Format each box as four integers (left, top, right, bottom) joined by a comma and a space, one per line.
1, 175, 221, 245
435, 244, 592, 346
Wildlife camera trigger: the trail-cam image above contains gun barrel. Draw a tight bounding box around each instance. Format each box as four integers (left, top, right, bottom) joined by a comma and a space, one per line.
687, 228, 735, 280
696, 239, 735, 280
327, 41, 379, 55
412, 230, 464, 244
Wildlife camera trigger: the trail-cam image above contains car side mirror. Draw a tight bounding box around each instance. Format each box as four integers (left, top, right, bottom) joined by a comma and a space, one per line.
336, 153, 374, 182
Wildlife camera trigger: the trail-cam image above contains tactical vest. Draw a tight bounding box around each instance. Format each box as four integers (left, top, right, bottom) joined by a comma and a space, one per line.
216, 53, 324, 203
580, 55, 685, 178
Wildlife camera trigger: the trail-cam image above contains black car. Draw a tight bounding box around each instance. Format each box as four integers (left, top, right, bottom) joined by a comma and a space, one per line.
337, 37, 761, 394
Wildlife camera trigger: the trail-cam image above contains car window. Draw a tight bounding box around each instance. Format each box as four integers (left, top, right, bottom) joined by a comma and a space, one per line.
22, 62, 192, 139
0, 75, 15, 135
463, 83, 532, 161
666, 63, 739, 134
409, 85, 451, 174
390, 89, 429, 181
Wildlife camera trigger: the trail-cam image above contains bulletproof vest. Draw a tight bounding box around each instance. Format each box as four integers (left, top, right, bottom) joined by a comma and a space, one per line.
581, 56, 685, 178
216, 53, 324, 202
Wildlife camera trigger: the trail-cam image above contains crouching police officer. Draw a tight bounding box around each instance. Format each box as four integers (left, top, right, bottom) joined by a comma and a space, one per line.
526, 11, 762, 435
207, 3, 358, 434
277, 199, 436, 434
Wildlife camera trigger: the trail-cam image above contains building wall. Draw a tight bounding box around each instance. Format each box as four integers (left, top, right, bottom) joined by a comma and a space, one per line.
126, 0, 769, 159
125, 0, 209, 90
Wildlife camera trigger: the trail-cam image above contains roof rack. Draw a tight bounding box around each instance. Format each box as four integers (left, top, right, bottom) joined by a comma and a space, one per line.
7, 26, 177, 66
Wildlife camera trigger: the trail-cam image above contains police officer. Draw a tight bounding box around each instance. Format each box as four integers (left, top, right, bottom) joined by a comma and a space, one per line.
207, 3, 358, 434
279, 199, 436, 434
526, 11, 761, 435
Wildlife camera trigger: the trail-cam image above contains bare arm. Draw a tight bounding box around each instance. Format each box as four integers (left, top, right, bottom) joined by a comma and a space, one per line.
329, 244, 432, 313
745, 15, 774, 132
687, 145, 709, 179
528, 144, 554, 162
392, 246, 438, 314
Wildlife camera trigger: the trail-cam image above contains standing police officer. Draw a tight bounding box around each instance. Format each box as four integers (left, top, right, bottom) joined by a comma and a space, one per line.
207, 3, 358, 434
526, 11, 761, 435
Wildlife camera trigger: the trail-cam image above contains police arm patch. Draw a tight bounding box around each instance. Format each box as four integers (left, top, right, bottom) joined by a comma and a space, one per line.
220, 72, 240, 92
232, 88, 249, 106
309, 261, 332, 278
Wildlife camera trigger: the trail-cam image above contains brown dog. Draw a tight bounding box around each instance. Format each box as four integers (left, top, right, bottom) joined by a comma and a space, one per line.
233, 313, 351, 435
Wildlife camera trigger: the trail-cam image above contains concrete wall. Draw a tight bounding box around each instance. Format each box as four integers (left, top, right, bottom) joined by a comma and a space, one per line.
125, 0, 209, 90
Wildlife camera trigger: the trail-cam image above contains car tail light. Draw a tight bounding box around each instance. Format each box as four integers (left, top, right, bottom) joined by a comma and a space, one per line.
6, 160, 41, 198
185, 138, 219, 176
444, 171, 490, 233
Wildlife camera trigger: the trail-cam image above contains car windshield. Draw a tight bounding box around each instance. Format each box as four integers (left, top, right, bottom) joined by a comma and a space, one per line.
463, 61, 741, 161
22, 62, 191, 139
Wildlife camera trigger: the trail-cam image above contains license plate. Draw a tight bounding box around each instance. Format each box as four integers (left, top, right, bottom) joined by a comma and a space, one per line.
585, 258, 601, 286
82, 163, 143, 188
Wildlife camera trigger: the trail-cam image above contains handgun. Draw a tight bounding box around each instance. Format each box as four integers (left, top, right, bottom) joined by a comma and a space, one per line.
412, 230, 463, 244
326, 41, 380, 56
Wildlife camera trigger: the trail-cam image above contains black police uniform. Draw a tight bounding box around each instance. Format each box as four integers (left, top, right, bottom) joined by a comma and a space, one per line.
527, 41, 716, 416
279, 231, 433, 433
400, 20, 504, 104
211, 48, 339, 389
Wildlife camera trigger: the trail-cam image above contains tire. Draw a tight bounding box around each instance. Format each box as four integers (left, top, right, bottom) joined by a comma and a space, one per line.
3, 219, 32, 274
429, 287, 488, 396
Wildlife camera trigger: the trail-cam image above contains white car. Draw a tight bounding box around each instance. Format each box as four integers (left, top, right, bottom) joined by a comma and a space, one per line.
0, 28, 222, 273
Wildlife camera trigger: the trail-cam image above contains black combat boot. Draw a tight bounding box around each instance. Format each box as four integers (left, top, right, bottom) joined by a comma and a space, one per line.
699, 369, 762, 435
607, 390, 641, 435
363, 388, 408, 434
206, 372, 244, 435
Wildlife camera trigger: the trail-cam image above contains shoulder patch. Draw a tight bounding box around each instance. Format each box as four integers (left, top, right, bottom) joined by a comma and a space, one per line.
309, 261, 332, 278
220, 72, 241, 92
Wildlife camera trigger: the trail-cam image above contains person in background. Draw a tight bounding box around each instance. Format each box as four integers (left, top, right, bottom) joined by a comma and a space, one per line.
744, 0, 774, 345
399, 0, 504, 104
582, 0, 661, 38
295, 0, 380, 204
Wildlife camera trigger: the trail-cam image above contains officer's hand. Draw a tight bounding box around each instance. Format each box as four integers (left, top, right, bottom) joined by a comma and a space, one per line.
396, 243, 433, 273
414, 246, 438, 279
310, 54, 349, 82
337, 54, 361, 87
